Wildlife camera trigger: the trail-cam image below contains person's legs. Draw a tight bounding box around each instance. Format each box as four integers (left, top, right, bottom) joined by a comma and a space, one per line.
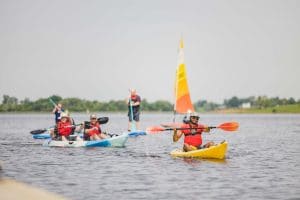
99, 133, 107, 139
49, 129, 55, 139
91, 134, 101, 140
61, 136, 68, 141
183, 143, 198, 152
128, 116, 132, 131
76, 136, 83, 141
203, 141, 215, 148
135, 121, 140, 130
133, 113, 140, 130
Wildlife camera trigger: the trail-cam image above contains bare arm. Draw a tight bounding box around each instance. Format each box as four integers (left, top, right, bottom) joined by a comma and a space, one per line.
173, 129, 183, 142
132, 101, 140, 106
52, 105, 61, 113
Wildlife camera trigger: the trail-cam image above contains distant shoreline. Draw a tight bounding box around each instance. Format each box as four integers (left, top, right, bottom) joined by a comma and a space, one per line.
0, 109, 300, 114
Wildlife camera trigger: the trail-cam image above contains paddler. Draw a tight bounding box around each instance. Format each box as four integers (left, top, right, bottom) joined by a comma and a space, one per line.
83, 114, 107, 141
126, 89, 141, 131
53, 112, 82, 141
173, 112, 214, 152
52, 103, 64, 124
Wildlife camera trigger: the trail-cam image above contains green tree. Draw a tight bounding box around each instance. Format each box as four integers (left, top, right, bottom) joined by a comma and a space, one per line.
224, 96, 240, 108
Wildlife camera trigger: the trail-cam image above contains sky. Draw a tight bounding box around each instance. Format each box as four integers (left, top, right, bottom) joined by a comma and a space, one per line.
0, 0, 299, 103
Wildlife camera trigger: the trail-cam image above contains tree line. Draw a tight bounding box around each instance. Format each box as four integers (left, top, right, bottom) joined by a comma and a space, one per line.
0, 95, 174, 112
0, 94, 299, 112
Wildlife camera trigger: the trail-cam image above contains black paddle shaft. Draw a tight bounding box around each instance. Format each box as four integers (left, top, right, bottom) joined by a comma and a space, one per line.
167, 126, 217, 131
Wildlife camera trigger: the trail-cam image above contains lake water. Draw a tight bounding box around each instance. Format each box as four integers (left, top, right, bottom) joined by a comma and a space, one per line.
0, 113, 299, 200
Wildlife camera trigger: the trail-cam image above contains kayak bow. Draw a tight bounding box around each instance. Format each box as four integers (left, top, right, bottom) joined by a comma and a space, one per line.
170, 141, 228, 159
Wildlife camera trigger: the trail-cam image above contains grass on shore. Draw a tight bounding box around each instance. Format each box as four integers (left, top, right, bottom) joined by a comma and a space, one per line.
214, 104, 300, 114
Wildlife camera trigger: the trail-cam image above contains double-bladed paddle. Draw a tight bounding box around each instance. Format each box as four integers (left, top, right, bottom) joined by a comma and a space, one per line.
30, 117, 109, 135
146, 122, 239, 134
30, 124, 83, 135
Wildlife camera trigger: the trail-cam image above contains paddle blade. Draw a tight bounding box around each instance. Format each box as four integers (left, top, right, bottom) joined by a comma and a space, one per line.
30, 129, 47, 135
98, 117, 109, 124
146, 126, 166, 134
217, 122, 239, 131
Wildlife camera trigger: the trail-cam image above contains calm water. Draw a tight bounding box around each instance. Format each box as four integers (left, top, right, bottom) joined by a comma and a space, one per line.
0, 113, 299, 200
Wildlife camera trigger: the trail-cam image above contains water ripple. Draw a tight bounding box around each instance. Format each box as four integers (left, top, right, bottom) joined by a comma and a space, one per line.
0, 113, 300, 200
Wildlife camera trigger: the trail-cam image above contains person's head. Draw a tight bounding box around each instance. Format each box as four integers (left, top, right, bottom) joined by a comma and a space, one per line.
90, 114, 97, 124
57, 103, 62, 108
130, 89, 137, 96
60, 112, 69, 122
189, 112, 200, 125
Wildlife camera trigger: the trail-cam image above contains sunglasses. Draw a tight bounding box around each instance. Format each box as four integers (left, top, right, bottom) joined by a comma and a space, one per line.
91, 118, 97, 120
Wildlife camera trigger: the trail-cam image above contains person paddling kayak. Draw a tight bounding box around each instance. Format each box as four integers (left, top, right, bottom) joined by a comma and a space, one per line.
83, 114, 107, 141
173, 112, 214, 152
52, 113, 82, 141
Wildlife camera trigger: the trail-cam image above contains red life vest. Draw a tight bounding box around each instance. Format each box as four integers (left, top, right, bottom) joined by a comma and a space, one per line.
88, 122, 101, 136
57, 120, 72, 137
182, 123, 205, 147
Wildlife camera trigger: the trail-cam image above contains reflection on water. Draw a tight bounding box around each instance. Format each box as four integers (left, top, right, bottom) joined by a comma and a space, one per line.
173, 157, 228, 166
0, 113, 300, 200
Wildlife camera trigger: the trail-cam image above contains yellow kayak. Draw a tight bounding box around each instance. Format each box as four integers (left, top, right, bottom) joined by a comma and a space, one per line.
170, 141, 228, 159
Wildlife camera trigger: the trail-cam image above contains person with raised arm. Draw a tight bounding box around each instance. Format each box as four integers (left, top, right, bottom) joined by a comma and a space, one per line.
173, 112, 214, 152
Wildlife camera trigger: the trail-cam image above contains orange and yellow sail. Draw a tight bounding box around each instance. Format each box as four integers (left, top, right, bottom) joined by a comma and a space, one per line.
174, 38, 195, 114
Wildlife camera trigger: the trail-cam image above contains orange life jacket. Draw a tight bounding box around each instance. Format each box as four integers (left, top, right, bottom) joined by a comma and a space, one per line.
182, 123, 204, 147
57, 120, 72, 137
88, 122, 101, 136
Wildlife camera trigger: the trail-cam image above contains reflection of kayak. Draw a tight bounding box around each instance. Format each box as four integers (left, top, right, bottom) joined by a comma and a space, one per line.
170, 141, 228, 159
128, 130, 147, 137
42, 133, 128, 147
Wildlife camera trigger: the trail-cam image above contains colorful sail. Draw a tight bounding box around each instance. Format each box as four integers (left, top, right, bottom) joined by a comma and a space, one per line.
174, 38, 195, 114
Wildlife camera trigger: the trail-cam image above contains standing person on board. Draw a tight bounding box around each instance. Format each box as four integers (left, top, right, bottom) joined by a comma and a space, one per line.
83, 114, 107, 141
173, 112, 214, 152
127, 89, 141, 131
52, 103, 64, 124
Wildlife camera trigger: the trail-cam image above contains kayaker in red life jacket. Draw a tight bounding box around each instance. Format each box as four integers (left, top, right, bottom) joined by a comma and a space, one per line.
84, 114, 107, 141
173, 112, 214, 152
127, 89, 141, 131
56, 113, 82, 141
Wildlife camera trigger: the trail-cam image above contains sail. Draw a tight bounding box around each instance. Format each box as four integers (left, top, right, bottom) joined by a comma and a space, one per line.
174, 38, 195, 114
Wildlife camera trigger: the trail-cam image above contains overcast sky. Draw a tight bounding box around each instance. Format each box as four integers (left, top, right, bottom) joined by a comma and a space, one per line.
0, 0, 299, 103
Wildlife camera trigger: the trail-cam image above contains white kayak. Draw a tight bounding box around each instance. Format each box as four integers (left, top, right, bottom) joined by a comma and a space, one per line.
43, 133, 128, 148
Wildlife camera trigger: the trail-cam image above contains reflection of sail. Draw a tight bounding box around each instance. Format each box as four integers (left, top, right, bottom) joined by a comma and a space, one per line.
174, 38, 194, 114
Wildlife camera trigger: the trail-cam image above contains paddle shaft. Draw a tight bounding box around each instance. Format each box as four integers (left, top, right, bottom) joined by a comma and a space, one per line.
49, 98, 58, 107
30, 123, 83, 135
128, 91, 136, 131
165, 126, 216, 131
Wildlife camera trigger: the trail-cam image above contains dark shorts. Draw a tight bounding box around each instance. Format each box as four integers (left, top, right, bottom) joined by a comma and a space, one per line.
128, 112, 140, 122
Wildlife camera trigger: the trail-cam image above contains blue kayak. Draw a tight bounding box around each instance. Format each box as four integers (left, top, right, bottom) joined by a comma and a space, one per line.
42, 133, 128, 148
33, 133, 83, 139
34, 131, 146, 139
